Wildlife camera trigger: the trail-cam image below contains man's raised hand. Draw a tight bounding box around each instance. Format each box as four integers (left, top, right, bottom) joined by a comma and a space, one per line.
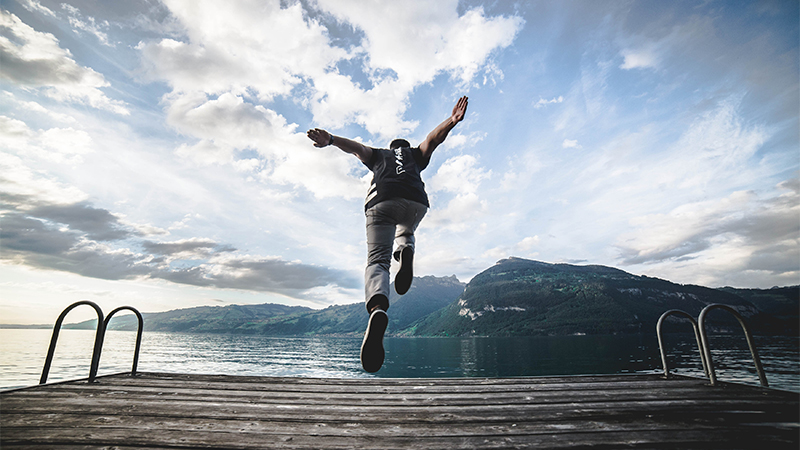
307, 128, 332, 148
451, 96, 468, 124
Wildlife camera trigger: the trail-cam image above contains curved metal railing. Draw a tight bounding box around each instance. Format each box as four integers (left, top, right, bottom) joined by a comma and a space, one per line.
656, 309, 708, 379
698, 303, 768, 387
40, 301, 144, 385
40, 301, 106, 384
102, 306, 144, 376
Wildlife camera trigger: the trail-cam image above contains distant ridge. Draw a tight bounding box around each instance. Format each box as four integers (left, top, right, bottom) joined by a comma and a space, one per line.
63, 275, 466, 336
16, 259, 798, 337
406, 258, 798, 337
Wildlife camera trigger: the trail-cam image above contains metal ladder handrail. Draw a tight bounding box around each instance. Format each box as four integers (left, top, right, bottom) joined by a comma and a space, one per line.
40, 302, 144, 385
698, 303, 768, 387
656, 309, 708, 379
40, 301, 106, 384
102, 306, 144, 376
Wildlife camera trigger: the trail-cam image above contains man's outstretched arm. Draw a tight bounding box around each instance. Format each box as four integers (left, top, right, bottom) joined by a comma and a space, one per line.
418, 96, 468, 165
307, 128, 373, 164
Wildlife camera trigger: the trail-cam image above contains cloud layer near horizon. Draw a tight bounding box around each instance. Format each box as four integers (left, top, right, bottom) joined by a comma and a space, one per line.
1, 193, 358, 298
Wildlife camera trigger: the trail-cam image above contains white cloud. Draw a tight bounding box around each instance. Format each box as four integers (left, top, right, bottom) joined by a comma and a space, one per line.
480, 234, 542, 262
562, 139, 581, 149
40, 127, 94, 156
314, 0, 523, 135
308, 72, 419, 138
0, 116, 32, 144
62, 4, 113, 47
619, 47, 659, 70
0, 116, 94, 164
134, 0, 524, 205
617, 17, 696, 72
517, 236, 540, 251
0, 10, 128, 114
533, 96, 564, 109
481, 236, 540, 260
141, 0, 523, 139
671, 96, 768, 189
617, 180, 799, 287
425, 192, 487, 233
139, 0, 345, 100
0, 151, 88, 205
167, 92, 365, 199
428, 154, 491, 194
425, 153, 492, 230
0, 115, 94, 164
167, 92, 290, 148
317, 1, 522, 87
15, 98, 77, 123
572, 95, 769, 218
17, 0, 56, 17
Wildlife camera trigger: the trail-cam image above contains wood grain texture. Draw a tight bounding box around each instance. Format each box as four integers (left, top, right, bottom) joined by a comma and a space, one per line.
2, 372, 797, 449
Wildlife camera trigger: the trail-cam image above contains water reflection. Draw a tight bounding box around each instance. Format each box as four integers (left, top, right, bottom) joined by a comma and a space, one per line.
381, 334, 663, 378
380, 334, 798, 392
1, 329, 797, 392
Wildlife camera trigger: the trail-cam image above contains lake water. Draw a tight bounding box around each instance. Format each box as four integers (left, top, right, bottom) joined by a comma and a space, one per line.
1, 329, 797, 392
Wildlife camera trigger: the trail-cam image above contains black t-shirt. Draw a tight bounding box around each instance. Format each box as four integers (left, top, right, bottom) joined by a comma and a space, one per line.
363, 147, 429, 211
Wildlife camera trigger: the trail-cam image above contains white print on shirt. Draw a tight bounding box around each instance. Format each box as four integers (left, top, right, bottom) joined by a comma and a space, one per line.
394, 148, 405, 174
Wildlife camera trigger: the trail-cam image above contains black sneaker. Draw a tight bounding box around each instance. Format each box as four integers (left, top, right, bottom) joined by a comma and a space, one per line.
394, 246, 413, 295
360, 309, 388, 373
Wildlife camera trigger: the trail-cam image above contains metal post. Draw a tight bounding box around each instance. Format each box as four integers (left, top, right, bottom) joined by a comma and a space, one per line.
103, 306, 144, 376
698, 303, 769, 387
656, 309, 708, 379
40, 301, 106, 384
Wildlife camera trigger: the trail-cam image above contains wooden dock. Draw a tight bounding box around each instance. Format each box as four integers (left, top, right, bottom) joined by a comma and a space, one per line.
1, 372, 797, 449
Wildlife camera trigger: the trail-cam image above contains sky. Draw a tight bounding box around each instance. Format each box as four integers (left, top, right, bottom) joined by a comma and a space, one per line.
0, 0, 797, 324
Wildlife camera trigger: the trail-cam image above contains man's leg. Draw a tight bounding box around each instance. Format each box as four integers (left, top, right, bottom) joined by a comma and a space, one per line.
364, 200, 401, 312
393, 200, 428, 295
362, 200, 404, 372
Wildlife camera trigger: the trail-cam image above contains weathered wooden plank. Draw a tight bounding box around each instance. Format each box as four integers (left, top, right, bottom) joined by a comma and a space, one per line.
4, 393, 796, 419
110, 372, 667, 384
2, 373, 797, 450
4, 388, 796, 421
6, 376, 784, 404
1, 426, 794, 449
5, 384, 774, 405
3, 406, 795, 436
3, 392, 792, 419
4, 406, 796, 437
79, 372, 725, 394
39, 377, 714, 394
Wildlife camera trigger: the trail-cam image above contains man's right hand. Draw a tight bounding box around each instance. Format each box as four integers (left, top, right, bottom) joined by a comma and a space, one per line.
307, 128, 332, 148
307, 128, 373, 163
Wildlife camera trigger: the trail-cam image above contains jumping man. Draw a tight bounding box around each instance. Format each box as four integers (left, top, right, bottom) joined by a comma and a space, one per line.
307, 96, 469, 372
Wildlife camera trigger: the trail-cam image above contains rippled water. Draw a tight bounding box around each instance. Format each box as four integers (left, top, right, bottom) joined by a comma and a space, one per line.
1, 329, 797, 392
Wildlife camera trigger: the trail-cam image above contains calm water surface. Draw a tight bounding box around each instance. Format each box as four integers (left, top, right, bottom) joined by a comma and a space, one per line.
1, 329, 797, 392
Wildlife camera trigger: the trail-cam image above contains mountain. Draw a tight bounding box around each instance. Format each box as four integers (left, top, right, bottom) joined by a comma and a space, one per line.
241, 275, 465, 336
407, 258, 797, 337
72, 303, 313, 332
64, 259, 796, 337
718, 286, 799, 335
75, 275, 466, 336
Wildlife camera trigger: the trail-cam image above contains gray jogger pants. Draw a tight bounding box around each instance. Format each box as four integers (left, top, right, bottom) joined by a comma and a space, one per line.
364, 198, 427, 312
